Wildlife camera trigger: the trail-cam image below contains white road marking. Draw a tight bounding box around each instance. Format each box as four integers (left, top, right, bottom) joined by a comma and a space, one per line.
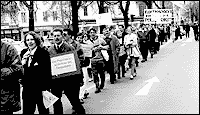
135, 77, 160, 95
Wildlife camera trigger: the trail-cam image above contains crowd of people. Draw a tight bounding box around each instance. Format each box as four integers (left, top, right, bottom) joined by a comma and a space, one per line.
1, 21, 199, 114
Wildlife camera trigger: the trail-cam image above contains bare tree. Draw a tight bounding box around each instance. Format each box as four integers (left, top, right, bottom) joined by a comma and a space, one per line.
118, 1, 130, 29
1, 1, 20, 24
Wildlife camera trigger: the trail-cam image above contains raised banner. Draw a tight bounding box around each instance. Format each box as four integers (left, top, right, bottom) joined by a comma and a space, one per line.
144, 9, 173, 24
95, 13, 114, 25
50, 51, 81, 79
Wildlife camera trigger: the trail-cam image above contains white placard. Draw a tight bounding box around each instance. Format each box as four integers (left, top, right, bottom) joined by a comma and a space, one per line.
43, 91, 59, 109
51, 53, 77, 76
95, 13, 113, 25
144, 9, 173, 24
81, 44, 93, 57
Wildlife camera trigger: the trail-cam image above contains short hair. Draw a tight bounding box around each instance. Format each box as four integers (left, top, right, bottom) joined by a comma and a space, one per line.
24, 31, 41, 47
52, 28, 63, 35
118, 25, 124, 29
63, 28, 73, 36
88, 28, 96, 33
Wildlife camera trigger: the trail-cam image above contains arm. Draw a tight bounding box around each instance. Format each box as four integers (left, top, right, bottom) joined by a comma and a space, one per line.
1, 44, 24, 81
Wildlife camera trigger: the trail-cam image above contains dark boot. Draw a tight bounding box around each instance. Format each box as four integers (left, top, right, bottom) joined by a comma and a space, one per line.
95, 82, 101, 93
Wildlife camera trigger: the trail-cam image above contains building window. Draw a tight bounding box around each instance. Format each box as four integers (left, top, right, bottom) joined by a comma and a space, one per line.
43, 11, 48, 22
139, 3, 146, 16
21, 12, 27, 23
84, 6, 88, 16
34, 11, 37, 22
53, 11, 58, 21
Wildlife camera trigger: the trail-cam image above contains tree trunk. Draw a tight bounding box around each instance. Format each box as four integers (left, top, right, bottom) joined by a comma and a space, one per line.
29, 1, 34, 31
99, 1, 106, 34
123, 13, 129, 29
162, 1, 165, 9
71, 1, 79, 38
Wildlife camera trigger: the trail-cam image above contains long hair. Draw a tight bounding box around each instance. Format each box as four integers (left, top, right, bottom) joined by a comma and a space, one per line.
24, 31, 41, 47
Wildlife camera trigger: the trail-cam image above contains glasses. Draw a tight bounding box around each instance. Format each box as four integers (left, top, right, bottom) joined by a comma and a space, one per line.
63, 33, 69, 37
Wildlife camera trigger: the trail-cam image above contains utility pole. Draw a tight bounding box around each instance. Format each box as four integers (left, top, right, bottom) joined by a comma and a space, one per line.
60, 1, 64, 28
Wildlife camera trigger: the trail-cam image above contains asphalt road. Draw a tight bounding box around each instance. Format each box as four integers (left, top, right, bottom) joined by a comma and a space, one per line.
80, 34, 199, 114
14, 29, 198, 114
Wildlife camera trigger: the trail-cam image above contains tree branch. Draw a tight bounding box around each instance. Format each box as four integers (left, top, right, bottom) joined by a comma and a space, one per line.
1, 1, 12, 6
22, 1, 30, 8
152, 1, 161, 9
125, 1, 130, 12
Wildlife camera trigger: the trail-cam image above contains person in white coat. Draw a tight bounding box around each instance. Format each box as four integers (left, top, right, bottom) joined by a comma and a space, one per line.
124, 26, 141, 80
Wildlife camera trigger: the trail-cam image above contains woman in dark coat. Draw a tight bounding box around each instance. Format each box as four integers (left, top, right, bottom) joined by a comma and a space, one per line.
20, 31, 52, 114
1, 41, 24, 114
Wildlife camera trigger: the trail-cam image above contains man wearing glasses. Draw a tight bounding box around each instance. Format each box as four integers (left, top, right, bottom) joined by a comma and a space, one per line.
48, 28, 86, 114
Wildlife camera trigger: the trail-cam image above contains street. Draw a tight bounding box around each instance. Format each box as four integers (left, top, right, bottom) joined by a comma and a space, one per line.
64, 35, 199, 114
13, 31, 199, 114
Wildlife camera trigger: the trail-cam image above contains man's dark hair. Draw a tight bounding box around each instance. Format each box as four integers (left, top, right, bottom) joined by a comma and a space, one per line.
63, 28, 73, 36
88, 28, 96, 33
118, 25, 124, 29
52, 28, 63, 35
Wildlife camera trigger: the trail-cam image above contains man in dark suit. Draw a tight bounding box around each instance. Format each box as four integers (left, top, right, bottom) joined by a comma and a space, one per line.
185, 23, 190, 38
137, 24, 149, 62
20, 31, 51, 114
48, 28, 86, 114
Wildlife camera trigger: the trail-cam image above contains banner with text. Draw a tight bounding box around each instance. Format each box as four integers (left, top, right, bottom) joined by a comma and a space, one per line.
144, 9, 173, 24
50, 51, 81, 79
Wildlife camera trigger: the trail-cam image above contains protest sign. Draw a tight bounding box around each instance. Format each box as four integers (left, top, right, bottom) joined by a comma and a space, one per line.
50, 51, 81, 79
95, 13, 113, 25
144, 9, 173, 24
80, 44, 93, 57
43, 91, 59, 109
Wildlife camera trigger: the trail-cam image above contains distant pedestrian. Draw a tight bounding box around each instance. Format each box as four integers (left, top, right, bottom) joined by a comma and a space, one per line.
192, 22, 199, 41
137, 24, 148, 62
1, 41, 24, 114
185, 23, 190, 38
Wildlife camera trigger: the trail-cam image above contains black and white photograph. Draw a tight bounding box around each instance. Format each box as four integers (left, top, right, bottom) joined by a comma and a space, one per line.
1, 1, 199, 114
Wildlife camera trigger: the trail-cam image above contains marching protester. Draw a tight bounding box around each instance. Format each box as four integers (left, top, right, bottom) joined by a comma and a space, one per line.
147, 24, 157, 58
192, 22, 199, 41
20, 31, 51, 114
137, 24, 149, 62
115, 29, 127, 79
1, 41, 23, 114
89, 28, 107, 93
158, 25, 165, 45
175, 25, 182, 41
118, 25, 127, 44
82, 32, 94, 82
102, 27, 120, 84
48, 28, 85, 114
124, 26, 140, 79
185, 23, 190, 38
166, 24, 171, 40
171, 24, 177, 43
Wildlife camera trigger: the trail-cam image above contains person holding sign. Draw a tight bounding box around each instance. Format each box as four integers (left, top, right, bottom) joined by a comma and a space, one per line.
48, 28, 86, 114
20, 31, 51, 114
